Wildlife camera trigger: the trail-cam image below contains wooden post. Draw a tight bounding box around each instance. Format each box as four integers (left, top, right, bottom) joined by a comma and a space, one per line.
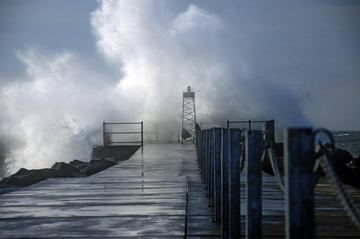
214, 128, 222, 222
201, 131, 206, 180
246, 130, 263, 239
229, 128, 241, 238
221, 128, 230, 238
264, 120, 275, 145
205, 129, 210, 189
208, 129, 214, 204
285, 128, 314, 239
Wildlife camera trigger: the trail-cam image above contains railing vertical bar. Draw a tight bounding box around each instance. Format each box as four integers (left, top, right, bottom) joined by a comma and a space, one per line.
103, 121, 106, 146
205, 130, 209, 188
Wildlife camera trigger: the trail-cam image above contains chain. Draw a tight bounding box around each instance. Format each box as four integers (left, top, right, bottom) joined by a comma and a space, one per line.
267, 145, 285, 192
313, 129, 360, 230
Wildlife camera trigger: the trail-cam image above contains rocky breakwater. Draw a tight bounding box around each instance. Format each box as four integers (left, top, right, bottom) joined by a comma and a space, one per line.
0, 158, 116, 188
0, 145, 139, 190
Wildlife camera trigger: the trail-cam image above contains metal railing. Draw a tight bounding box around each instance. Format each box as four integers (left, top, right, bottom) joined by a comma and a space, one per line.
103, 121, 143, 147
195, 126, 360, 239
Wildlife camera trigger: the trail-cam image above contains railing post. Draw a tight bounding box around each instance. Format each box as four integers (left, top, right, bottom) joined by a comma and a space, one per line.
201, 131, 206, 180
221, 128, 230, 238
246, 130, 263, 239
264, 120, 275, 145
205, 129, 209, 189
229, 128, 241, 238
285, 128, 314, 239
214, 128, 222, 222
103, 122, 106, 146
141, 121, 144, 153
208, 129, 213, 203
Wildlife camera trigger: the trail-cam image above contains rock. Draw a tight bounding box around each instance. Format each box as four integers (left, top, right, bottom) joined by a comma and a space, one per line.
0, 168, 57, 187
69, 159, 89, 170
51, 162, 81, 177
83, 158, 116, 176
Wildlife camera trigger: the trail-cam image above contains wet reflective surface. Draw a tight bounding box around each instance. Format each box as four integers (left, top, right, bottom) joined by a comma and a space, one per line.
0, 144, 219, 238
1, 144, 358, 238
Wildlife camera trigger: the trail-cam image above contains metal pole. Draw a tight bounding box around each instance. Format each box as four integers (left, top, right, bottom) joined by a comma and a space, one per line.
227, 120, 230, 129
214, 128, 222, 222
248, 120, 251, 131
246, 130, 263, 239
205, 129, 209, 188
103, 122, 106, 146
285, 128, 314, 239
229, 128, 241, 238
193, 93, 196, 144
221, 128, 230, 238
141, 121, 144, 146
202, 131, 206, 181
181, 94, 184, 144
141, 121, 144, 153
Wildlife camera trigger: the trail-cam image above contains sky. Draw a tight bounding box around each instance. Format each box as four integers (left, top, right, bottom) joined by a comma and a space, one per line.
0, 0, 359, 173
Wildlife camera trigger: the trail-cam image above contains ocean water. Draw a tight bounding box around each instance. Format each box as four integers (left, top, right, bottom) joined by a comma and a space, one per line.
333, 131, 360, 158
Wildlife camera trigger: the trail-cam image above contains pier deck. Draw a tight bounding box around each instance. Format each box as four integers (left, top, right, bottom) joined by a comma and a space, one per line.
0, 144, 219, 238
1, 144, 360, 238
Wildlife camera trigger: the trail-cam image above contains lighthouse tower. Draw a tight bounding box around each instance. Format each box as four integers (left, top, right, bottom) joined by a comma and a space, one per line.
181, 86, 196, 143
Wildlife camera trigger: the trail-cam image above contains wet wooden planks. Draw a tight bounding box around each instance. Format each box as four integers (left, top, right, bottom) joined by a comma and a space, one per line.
1, 143, 359, 238
0, 144, 219, 238
237, 174, 360, 238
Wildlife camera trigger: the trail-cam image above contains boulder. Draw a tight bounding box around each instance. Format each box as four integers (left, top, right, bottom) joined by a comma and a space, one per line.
69, 159, 89, 170
83, 157, 116, 176
51, 162, 81, 177
0, 168, 57, 187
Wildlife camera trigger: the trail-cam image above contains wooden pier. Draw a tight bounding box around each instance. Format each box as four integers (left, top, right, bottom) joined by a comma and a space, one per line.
0, 144, 219, 238
0, 142, 360, 238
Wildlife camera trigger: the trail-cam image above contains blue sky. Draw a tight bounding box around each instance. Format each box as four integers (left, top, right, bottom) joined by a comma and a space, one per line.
0, 0, 98, 80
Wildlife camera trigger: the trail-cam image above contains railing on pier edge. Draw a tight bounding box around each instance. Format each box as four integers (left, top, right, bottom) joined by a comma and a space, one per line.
103, 121, 143, 147
195, 125, 360, 239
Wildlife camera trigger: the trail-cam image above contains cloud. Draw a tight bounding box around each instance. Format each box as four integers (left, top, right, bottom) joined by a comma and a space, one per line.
1, 0, 360, 175
170, 4, 222, 36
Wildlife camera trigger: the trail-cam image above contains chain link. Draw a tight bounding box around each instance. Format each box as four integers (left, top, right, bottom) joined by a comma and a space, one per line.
313, 129, 360, 230
319, 151, 360, 229
267, 146, 285, 192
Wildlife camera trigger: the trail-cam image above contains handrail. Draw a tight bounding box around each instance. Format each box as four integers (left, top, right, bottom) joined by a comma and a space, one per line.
103, 121, 143, 147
